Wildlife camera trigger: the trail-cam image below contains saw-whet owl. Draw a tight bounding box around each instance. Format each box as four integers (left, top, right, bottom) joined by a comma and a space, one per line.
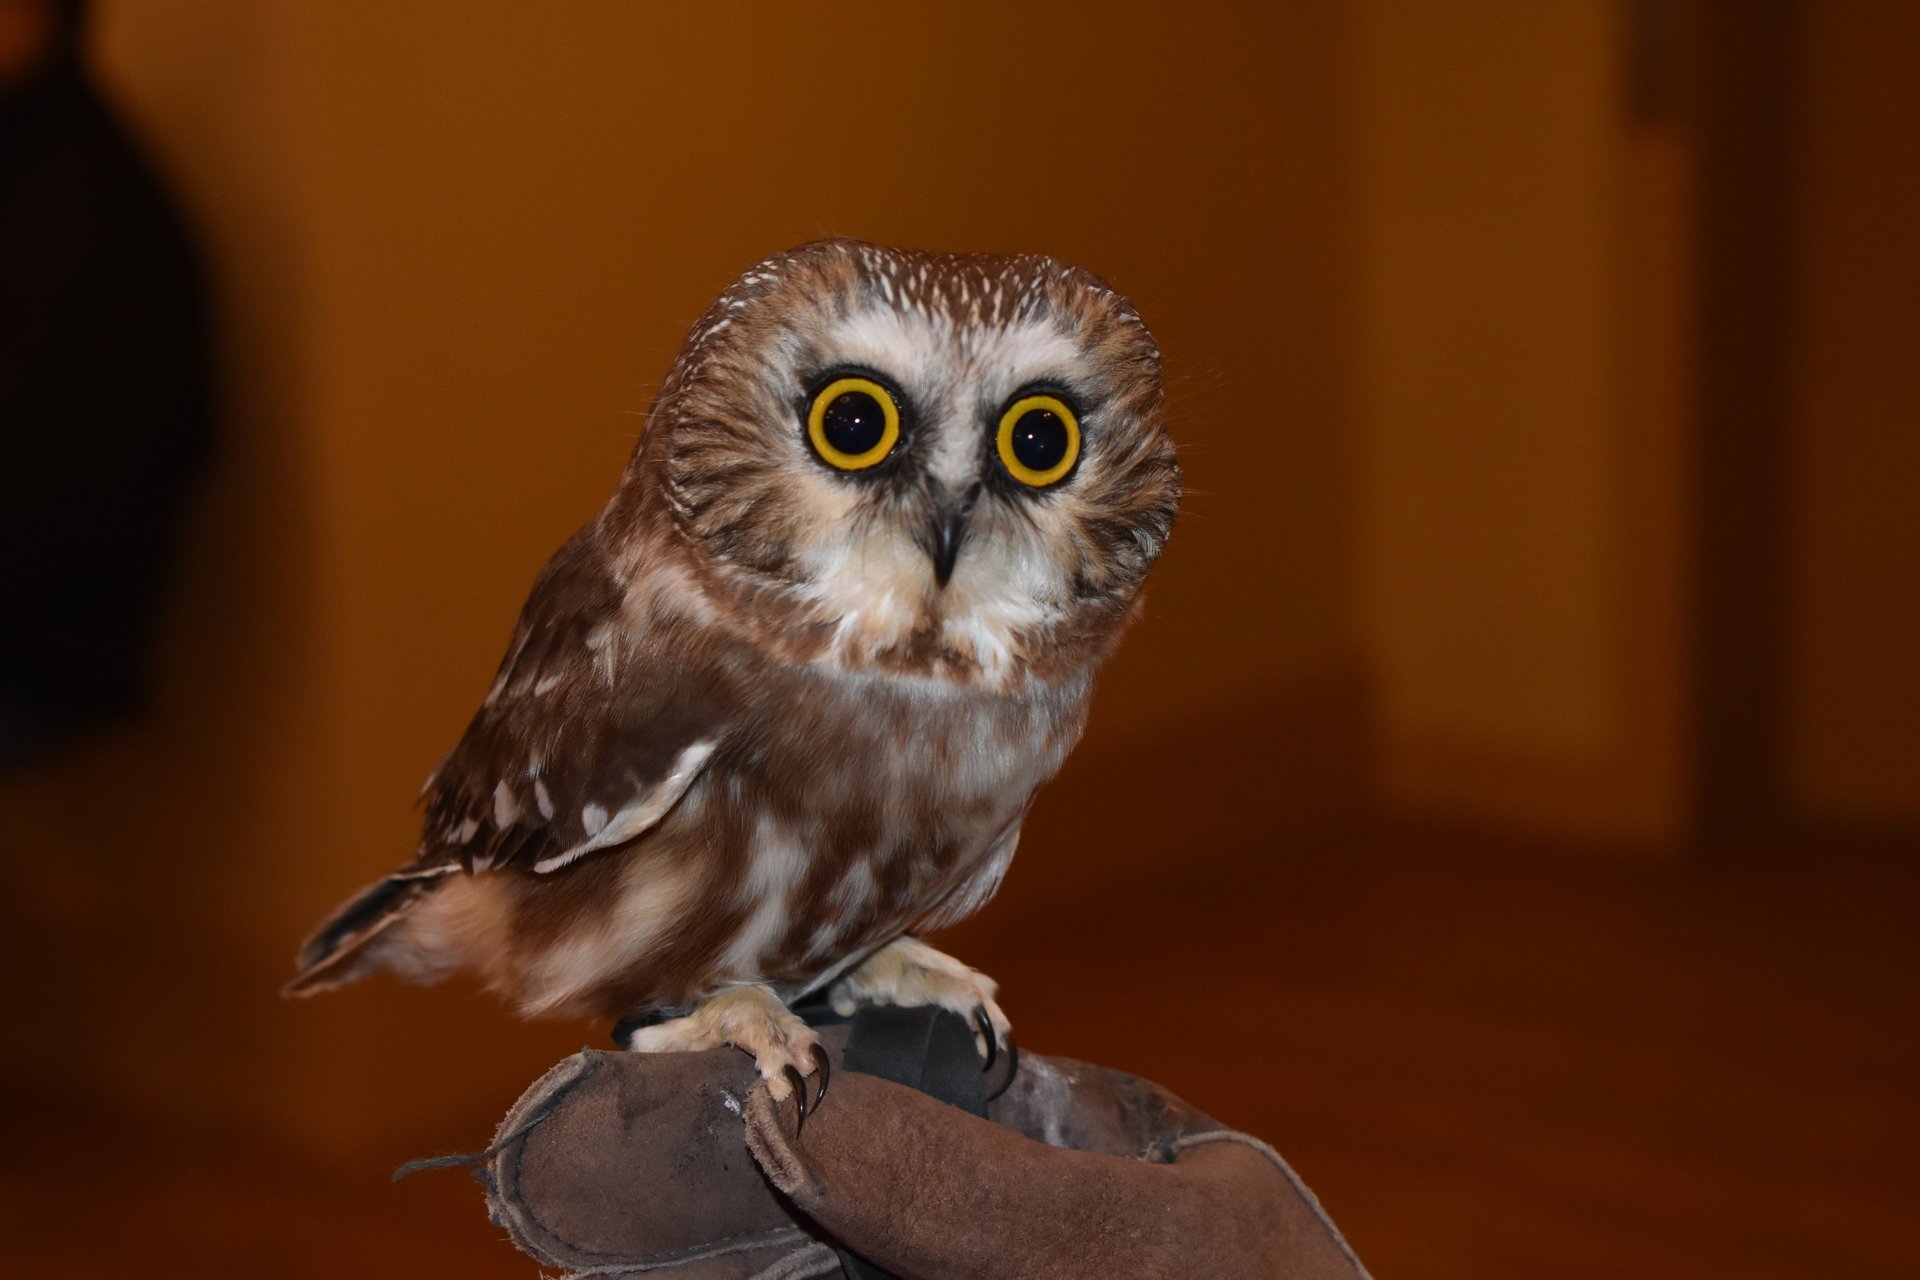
288, 238, 1179, 1106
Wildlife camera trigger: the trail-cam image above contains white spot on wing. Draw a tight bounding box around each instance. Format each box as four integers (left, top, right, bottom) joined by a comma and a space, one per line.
532, 741, 719, 873
584, 624, 617, 683
492, 781, 519, 828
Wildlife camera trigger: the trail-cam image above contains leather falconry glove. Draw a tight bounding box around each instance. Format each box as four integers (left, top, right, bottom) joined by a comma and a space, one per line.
457, 1008, 1372, 1279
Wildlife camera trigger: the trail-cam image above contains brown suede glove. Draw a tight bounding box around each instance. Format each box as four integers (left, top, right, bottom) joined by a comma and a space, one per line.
476, 1023, 1369, 1279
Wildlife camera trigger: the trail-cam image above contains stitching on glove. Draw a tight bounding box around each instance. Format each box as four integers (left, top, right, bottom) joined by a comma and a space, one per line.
1166, 1130, 1375, 1279
497, 1058, 812, 1266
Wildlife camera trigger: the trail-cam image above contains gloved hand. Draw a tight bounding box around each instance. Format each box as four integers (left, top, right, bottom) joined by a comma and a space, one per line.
471, 1011, 1370, 1279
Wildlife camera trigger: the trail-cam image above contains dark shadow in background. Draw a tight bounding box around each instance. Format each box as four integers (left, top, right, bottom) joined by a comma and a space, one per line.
1691, 0, 1800, 842
0, 0, 213, 766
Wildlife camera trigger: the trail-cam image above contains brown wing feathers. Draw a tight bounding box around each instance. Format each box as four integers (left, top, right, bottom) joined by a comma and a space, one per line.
289, 524, 732, 988
282, 868, 451, 996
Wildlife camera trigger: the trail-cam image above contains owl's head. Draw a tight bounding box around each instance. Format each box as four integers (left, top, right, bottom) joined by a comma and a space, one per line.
631, 239, 1178, 685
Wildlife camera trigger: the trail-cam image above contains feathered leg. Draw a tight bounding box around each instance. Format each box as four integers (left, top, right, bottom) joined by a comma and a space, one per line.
625, 984, 829, 1111
827, 936, 1010, 1063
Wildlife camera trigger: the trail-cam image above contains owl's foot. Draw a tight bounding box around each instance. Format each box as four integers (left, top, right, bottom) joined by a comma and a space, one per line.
625, 984, 830, 1122
829, 936, 1010, 1068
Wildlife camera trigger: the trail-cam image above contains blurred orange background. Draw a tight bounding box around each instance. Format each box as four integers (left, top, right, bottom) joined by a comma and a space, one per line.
2, 1, 1915, 1276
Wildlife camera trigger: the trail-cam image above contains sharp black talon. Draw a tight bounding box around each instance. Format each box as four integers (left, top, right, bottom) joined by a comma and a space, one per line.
986, 1034, 1020, 1103
809, 1043, 831, 1112
974, 1006, 998, 1073
784, 1064, 809, 1131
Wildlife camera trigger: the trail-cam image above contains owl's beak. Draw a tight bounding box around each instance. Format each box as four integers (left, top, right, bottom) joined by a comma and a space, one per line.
921, 487, 977, 589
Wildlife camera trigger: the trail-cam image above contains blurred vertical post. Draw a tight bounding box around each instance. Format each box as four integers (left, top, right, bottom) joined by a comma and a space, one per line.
1352, 0, 1698, 848
1690, 0, 1799, 840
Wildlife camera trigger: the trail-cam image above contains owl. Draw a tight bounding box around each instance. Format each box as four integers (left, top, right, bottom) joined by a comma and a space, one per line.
287, 238, 1178, 1112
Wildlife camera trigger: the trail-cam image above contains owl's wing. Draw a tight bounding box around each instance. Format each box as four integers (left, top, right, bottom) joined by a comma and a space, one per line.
416, 525, 733, 877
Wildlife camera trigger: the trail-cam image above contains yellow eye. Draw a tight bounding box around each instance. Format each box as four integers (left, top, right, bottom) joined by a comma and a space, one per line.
996, 394, 1081, 488
807, 376, 901, 471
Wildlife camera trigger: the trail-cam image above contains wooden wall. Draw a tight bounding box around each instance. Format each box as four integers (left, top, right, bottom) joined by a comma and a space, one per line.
7, 0, 1364, 1155
2, 0, 1911, 1166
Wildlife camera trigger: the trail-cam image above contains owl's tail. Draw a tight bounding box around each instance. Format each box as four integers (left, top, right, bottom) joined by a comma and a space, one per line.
282, 867, 454, 997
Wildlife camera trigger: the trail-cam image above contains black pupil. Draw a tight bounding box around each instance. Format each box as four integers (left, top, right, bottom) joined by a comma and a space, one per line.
1010, 408, 1069, 475
821, 390, 887, 458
